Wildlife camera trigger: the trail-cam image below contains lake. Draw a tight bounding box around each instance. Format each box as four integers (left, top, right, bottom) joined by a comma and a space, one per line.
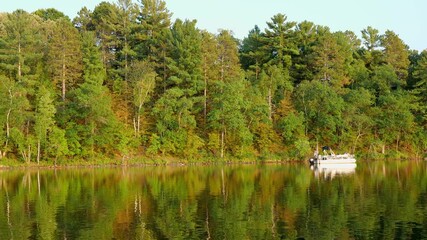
1, 161, 427, 239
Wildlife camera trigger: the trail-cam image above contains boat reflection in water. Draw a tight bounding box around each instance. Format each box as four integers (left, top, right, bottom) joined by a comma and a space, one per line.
311, 163, 357, 179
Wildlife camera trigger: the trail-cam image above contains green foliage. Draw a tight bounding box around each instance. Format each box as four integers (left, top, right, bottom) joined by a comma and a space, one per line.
294, 80, 344, 144
47, 127, 68, 162
341, 88, 375, 153
34, 86, 56, 162
376, 91, 416, 153
0, 4, 426, 163
33, 8, 69, 21
4, 163, 427, 239
47, 17, 82, 101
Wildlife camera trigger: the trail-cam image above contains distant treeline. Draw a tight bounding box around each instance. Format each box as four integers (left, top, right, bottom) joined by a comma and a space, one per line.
0, 0, 426, 163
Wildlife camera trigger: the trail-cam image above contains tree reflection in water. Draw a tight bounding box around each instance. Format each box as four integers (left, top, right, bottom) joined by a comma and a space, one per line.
0, 161, 426, 239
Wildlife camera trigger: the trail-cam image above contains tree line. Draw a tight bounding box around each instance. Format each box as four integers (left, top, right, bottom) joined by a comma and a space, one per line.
1, 0, 427, 163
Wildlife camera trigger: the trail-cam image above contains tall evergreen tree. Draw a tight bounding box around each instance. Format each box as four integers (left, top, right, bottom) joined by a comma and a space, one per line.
66, 32, 120, 158
360, 26, 383, 71
381, 30, 410, 82
239, 25, 268, 81
412, 51, 427, 123
0, 10, 42, 83
47, 17, 82, 101
115, 0, 138, 83
264, 13, 297, 69
134, 0, 172, 94
92, 1, 118, 68
263, 14, 296, 118
0, 10, 42, 162
73, 7, 94, 32
311, 28, 353, 89
167, 19, 203, 96
200, 31, 219, 127
291, 21, 317, 83
361, 26, 381, 51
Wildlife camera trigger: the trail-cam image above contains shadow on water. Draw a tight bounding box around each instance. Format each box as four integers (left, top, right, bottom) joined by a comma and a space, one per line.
0, 161, 427, 239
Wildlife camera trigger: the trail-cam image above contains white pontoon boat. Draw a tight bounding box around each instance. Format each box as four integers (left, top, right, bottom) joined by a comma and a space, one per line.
309, 146, 356, 165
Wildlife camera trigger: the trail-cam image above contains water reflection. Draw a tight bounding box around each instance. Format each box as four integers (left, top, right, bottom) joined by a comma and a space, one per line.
0, 161, 426, 239
311, 163, 357, 179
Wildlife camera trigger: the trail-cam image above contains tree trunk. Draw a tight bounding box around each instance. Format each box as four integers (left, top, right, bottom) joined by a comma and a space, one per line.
37, 139, 41, 165
255, 61, 259, 80
268, 88, 272, 120
27, 144, 31, 163
352, 131, 363, 154
137, 106, 142, 135
62, 54, 66, 101
204, 60, 208, 126
162, 48, 167, 93
91, 122, 95, 158
396, 132, 401, 152
220, 127, 226, 158
6, 108, 11, 139
18, 41, 22, 80
124, 33, 128, 82
133, 117, 137, 137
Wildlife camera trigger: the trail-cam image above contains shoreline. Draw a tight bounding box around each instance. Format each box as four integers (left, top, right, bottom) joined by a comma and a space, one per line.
0, 158, 305, 170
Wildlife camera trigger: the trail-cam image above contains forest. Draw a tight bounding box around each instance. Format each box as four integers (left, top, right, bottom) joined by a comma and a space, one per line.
1, 0, 427, 164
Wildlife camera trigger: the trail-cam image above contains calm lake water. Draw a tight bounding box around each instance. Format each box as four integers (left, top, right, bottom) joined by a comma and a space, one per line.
0, 161, 427, 239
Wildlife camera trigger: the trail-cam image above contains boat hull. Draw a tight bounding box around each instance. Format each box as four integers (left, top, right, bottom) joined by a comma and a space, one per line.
309, 154, 356, 165
314, 158, 356, 164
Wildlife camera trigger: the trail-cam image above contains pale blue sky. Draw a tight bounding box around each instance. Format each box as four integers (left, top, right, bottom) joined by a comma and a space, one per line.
1, 0, 426, 51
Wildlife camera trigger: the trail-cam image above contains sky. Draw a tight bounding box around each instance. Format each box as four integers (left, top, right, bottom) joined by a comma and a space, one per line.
1, 0, 426, 51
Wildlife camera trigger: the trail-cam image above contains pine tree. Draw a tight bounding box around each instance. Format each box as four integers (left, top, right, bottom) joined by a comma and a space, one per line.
412, 51, 427, 122
67, 32, 121, 158
73, 7, 94, 32
360, 26, 383, 72
200, 31, 219, 128
91, 2, 117, 68
167, 19, 203, 97
361, 26, 381, 51
381, 30, 410, 82
47, 17, 82, 101
0, 10, 42, 83
263, 14, 296, 119
0, 10, 41, 162
134, 0, 172, 95
291, 21, 317, 84
264, 13, 297, 69
239, 25, 269, 81
148, 19, 205, 157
